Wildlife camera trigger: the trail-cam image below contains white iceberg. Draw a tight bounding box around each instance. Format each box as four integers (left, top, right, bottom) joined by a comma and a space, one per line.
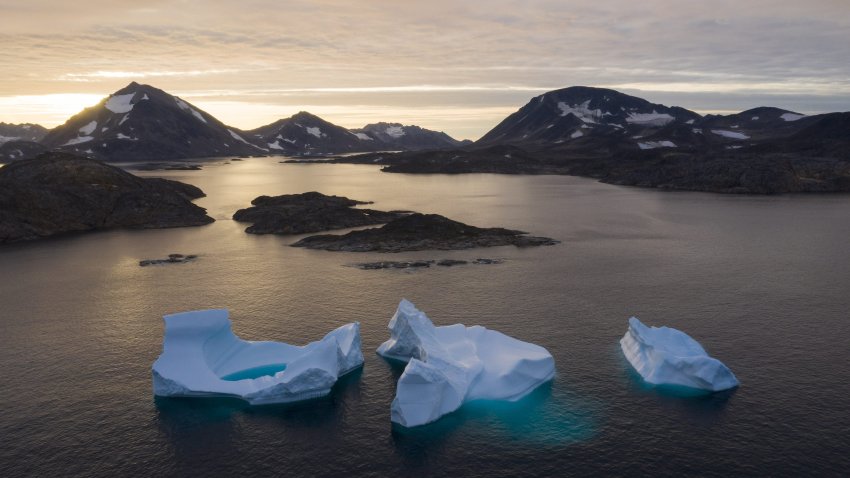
377, 299, 555, 427
152, 309, 363, 405
620, 317, 739, 392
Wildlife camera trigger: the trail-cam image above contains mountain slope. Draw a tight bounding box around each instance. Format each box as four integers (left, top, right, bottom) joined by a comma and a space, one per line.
40, 82, 264, 161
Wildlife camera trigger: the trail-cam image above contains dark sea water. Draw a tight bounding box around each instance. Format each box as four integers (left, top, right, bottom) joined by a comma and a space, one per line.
1, 159, 849, 477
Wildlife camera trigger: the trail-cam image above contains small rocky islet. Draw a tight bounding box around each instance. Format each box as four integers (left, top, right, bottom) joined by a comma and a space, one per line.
291, 212, 558, 252
352, 258, 504, 270
232, 191, 407, 235
234, 192, 558, 252
0, 153, 213, 244
139, 254, 198, 266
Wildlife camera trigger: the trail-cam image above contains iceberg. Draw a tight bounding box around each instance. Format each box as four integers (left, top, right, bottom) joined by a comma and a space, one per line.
152, 309, 364, 405
620, 317, 739, 392
377, 299, 555, 427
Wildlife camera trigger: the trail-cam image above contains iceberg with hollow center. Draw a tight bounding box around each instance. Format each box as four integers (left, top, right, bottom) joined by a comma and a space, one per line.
377, 299, 555, 427
620, 317, 739, 392
152, 309, 364, 404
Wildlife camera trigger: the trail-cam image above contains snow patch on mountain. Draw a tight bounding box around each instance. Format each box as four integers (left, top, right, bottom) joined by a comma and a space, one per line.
781, 113, 805, 122
62, 136, 94, 146
116, 133, 137, 141
354, 132, 373, 141
79, 121, 97, 135
571, 130, 584, 139
306, 126, 325, 138
557, 101, 604, 123
386, 125, 405, 138
626, 111, 675, 126
228, 129, 252, 145
712, 130, 750, 140
105, 93, 136, 114
175, 98, 207, 123
638, 140, 677, 150
268, 140, 284, 150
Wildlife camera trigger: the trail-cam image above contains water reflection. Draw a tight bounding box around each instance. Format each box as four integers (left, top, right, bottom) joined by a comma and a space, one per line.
155, 367, 364, 456
619, 351, 736, 423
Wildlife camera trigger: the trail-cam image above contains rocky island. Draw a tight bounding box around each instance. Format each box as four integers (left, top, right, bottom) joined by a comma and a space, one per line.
291, 213, 558, 252
0, 153, 214, 243
233, 191, 406, 234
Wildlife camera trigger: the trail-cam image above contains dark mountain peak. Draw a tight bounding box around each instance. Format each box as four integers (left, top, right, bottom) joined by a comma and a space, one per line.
290, 111, 324, 122
477, 85, 702, 147
39, 83, 262, 161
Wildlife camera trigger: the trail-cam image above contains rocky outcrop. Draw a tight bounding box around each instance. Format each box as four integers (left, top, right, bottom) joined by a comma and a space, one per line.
0, 153, 214, 243
233, 191, 406, 234
291, 213, 558, 252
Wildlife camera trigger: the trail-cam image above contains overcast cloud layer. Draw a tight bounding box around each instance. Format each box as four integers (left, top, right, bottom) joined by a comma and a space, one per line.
1, 0, 849, 139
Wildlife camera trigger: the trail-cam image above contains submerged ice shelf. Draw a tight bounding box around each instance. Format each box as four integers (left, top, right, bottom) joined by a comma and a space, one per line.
620, 317, 739, 392
152, 309, 364, 404
377, 299, 556, 427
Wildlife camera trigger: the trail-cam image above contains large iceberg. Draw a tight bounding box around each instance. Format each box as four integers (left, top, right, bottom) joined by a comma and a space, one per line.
620, 317, 739, 392
152, 309, 364, 404
377, 299, 555, 427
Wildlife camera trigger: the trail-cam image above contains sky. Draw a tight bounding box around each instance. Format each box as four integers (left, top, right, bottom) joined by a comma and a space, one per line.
1, 0, 849, 140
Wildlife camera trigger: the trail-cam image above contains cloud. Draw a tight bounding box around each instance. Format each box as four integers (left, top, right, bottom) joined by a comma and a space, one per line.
0, 0, 849, 137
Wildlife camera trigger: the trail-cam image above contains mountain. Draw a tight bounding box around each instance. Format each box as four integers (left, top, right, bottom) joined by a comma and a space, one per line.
477, 86, 702, 148
353, 123, 468, 151
245, 111, 369, 156
329, 86, 850, 194
40, 82, 265, 161
0, 123, 49, 144
246, 114, 469, 155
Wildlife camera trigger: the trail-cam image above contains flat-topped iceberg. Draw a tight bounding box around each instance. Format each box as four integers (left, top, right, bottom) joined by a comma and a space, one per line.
152, 309, 363, 405
620, 317, 739, 392
377, 299, 555, 427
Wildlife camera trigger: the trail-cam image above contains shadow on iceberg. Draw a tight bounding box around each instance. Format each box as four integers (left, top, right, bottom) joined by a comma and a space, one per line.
152, 309, 364, 405
378, 299, 556, 428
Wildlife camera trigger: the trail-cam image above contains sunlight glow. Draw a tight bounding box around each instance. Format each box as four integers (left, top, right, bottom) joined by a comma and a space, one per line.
0, 94, 104, 127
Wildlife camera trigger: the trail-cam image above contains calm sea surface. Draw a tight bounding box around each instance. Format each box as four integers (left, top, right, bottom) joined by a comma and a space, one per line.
1, 159, 849, 476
